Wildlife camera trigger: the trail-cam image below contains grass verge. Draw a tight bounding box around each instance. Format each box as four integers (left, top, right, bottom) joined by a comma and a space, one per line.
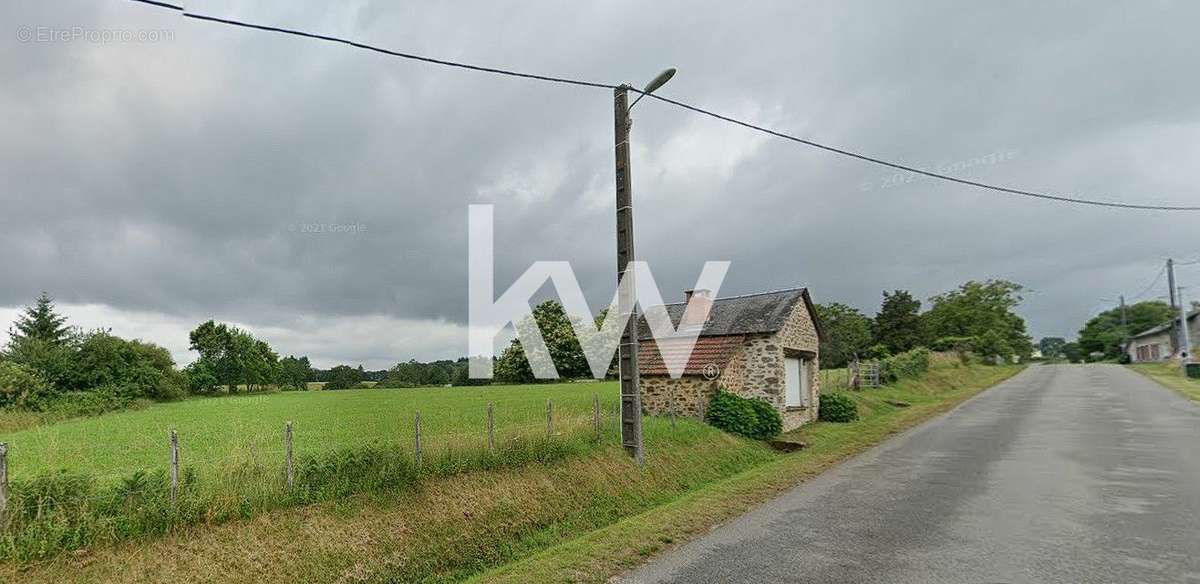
0, 419, 774, 583
1127, 362, 1200, 402
472, 361, 1023, 584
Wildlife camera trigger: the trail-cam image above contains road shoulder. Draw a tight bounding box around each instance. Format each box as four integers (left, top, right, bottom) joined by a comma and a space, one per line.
473, 363, 1025, 584
1127, 362, 1200, 402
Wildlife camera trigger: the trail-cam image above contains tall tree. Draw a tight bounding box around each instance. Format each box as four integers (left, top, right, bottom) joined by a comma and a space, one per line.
7, 292, 72, 347
1038, 337, 1067, 359
813, 302, 872, 368
278, 356, 312, 390
1077, 300, 1172, 360
871, 290, 924, 354
1061, 341, 1083, 363
493, 300, 594, 383
324, 364, 364, 390
187, 320, 279, 392
924, 280, 1033, 359
3, 293, 78, 390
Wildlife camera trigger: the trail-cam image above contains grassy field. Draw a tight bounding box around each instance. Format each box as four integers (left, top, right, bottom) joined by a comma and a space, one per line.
1, 358, 1023, 582
0, 382, 618, 482
1127, 362, 1200, 402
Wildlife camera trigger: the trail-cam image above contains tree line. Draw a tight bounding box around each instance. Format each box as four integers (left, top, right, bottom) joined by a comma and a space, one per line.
815, 279, 1035, 368
1073, 300, 1177, 362
1, 293, 188, 413
1, 280, 1042, 415
491, 279, 1037, 382
0, 293, 493, 416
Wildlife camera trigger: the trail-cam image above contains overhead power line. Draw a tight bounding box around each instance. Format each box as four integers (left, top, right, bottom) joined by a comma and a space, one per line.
1128, 263, 1167, 301
126, 0, 1200, 212
641, 93, 1200, 211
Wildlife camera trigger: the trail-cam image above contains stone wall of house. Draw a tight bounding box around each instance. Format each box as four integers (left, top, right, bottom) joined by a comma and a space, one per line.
776, 301, 822, 428
640, 374, 719, 418
639, 298, 823, 432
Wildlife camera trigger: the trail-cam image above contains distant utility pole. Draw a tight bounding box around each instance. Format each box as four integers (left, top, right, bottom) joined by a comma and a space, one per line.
613, 69, 675, 466
1119, 295, 1127, 327
1178, 285, 1192, 365
1167, 258, 1179, 353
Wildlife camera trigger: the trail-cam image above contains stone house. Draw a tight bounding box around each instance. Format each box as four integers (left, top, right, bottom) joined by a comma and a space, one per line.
637, 287, 823, 432
1125, 310, 1199, 362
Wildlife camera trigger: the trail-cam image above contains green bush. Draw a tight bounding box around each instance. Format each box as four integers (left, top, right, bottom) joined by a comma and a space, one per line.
0, 361, 54, 409
183, 360, 219, 394
881, 347, 932, 383
41, 386, 148, 418
68, 333, 185, 400
974, 329, 1014, 362
930, 336, 976, 352
747, 397, 783, 438
865, 344, 892, 360
818, 391, 859, 422
705, 390, 782, 440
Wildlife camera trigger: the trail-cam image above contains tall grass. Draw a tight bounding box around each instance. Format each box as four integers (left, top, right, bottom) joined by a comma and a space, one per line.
0, 415, 614, 563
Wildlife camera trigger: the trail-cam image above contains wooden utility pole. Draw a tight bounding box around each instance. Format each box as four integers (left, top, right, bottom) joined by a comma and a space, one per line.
613, 84, 644, 465
1168, 258, 1179, 353
1179, 285, 1192, 366
1119, 295, 1127, 327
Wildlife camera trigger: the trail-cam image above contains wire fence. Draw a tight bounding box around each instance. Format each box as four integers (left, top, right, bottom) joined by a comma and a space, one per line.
2, 393, 621, 475
0, 395, 631, 520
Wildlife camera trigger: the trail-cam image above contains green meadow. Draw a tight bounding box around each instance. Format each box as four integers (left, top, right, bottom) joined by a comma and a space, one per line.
0, 381, 619, 482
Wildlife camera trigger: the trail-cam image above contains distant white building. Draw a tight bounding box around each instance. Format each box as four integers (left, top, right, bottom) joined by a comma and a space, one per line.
1125, 311, 1199, 362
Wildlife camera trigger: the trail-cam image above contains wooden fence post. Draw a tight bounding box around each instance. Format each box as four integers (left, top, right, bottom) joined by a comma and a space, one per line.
285, 421, 294, 490
170, 430, 179, 509
0, 442, 8, 523
414, 411, 422, 467
669, 388, 677, 430
593, 394, 601, 441
546, 399, 553, 436
487, 402, 495, 453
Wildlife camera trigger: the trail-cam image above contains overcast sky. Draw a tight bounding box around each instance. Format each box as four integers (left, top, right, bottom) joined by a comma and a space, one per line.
2, 1, 1196, 368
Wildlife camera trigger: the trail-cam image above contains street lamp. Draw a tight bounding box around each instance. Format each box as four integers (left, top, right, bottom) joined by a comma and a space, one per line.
613, 68, 675, 465
630, 68, 676, 108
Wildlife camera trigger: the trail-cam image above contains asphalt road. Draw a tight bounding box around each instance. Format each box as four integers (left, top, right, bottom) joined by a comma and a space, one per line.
621, 365, 1200, 584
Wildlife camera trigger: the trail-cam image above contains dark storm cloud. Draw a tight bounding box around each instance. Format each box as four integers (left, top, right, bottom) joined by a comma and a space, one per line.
2, 0, 1197, 365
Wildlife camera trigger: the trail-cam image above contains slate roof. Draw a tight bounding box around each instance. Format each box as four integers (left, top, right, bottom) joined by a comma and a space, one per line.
1127, 310, 1199, 340
635, 287, 822, 377
636, 287, 818, 340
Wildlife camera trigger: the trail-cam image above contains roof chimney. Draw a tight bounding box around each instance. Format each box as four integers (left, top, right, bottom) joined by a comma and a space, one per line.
681, 289, 713, 328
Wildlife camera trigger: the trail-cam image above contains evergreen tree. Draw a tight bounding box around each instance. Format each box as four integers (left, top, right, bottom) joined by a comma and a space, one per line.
8, 292, 71, 347
871, 290, 924, 354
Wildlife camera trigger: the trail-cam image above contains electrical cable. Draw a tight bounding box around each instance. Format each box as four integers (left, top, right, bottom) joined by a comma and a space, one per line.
124, 0, 1200, 212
